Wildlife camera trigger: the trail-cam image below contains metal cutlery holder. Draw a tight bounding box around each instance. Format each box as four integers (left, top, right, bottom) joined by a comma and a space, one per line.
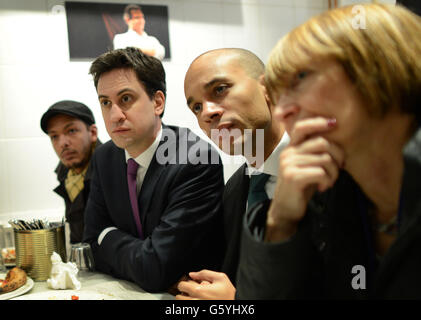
14, 225, 66, 281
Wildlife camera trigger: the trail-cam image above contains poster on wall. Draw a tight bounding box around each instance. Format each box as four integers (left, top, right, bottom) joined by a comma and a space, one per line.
65, 1, 171, 60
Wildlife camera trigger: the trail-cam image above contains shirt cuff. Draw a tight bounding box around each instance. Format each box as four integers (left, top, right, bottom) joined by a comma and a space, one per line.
98, 227, 118, 245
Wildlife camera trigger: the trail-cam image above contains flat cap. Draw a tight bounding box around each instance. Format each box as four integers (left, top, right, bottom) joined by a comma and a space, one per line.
40, 100, 95, 133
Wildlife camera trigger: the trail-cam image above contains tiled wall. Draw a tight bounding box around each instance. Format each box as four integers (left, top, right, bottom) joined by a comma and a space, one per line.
0, 0, 395, 225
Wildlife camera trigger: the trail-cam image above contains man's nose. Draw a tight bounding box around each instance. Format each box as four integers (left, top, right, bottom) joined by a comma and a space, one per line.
57, 134, 70, 149
202, 101, 223, 122
109, 103, 126, 123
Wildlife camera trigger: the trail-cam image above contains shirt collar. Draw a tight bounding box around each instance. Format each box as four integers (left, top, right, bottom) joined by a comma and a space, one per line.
125, 126, 162, 169
247, 132, 290, 177
67, 165, 88, 178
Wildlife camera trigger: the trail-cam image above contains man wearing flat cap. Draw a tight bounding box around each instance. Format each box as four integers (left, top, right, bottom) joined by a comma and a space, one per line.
41, 100, 102, 243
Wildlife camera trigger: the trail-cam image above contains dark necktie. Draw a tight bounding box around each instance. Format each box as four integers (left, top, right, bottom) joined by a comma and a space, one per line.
247, 173, 271, 209
127, 158, 144, 239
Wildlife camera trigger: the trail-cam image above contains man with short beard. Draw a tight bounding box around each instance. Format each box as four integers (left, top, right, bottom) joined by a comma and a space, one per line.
41, 100, 102, 243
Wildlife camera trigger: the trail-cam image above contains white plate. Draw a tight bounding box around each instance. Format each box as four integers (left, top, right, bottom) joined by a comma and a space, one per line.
0, 274, 34, 300
15, 290, 120, 300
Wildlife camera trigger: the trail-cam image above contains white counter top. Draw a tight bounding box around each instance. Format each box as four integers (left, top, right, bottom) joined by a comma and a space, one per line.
11, 271, 175, 300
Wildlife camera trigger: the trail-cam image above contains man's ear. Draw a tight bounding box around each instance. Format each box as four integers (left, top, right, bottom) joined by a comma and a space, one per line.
154, 90, 165, 117
258, 74, 271, 108
89, 124, 98, 142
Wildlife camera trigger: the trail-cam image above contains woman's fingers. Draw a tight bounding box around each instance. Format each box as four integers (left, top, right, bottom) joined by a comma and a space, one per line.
265, 117, 345, 242
289, 117, 337, 146
281, 165, 333, 194
290, 136, 344, 166
270, 133, 344, 224
284, 154, 339, 189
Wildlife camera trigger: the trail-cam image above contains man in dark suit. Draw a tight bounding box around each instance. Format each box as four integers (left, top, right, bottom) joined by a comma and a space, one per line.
40, 100, 102, 244
176, 48, 289, 299
83, 47, 224, 292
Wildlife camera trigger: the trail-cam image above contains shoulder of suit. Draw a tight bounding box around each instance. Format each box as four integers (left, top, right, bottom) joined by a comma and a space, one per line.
94, 139, 103, 149
162, 124, 218, 151
93, 140, 122, 159
156, 124, 221, 168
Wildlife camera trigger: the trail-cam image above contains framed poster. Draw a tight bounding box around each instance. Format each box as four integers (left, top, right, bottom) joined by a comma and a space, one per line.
65, 2, 171, 60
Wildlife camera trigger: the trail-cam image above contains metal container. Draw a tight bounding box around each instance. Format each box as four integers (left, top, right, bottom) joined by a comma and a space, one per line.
14, 225, 66, 281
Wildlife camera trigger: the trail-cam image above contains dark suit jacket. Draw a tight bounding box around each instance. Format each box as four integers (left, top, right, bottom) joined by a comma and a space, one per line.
83, 125, 225, 292
54, 140, 102, 243
221, 163, 249, 284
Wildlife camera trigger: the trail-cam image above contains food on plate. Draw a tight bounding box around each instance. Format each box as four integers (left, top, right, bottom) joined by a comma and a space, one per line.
0, 267, 27, 293
1, 247, 16, 264
71, 295, 79, 300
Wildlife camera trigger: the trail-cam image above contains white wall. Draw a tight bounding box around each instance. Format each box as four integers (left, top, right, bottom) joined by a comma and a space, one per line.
0, 0, 395, 225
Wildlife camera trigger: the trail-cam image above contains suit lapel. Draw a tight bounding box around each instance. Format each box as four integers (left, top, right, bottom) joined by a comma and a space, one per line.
224, 163, 249, 215
238, 164, 249, 205
137, 125, 175, 228
137, 154, 166, 225
223, 163, 249, 242
221, 163, 249, 281
113, 145, 139, 236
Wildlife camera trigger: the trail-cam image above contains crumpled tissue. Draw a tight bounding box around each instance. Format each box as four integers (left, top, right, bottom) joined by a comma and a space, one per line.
47, 252, 81, 290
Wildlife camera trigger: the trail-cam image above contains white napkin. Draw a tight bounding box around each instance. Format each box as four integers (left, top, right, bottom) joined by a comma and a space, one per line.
47, 252, 81, 290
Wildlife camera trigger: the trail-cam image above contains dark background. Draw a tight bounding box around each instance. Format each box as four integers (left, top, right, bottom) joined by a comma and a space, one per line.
396, 0, 421, 16
65, 1, 171, 60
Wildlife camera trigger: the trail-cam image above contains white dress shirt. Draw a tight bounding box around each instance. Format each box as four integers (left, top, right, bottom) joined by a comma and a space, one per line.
98, 127, 163, 245
113, 30, 165, 60
124, 128, 163, 195
246, 132, 290, 202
